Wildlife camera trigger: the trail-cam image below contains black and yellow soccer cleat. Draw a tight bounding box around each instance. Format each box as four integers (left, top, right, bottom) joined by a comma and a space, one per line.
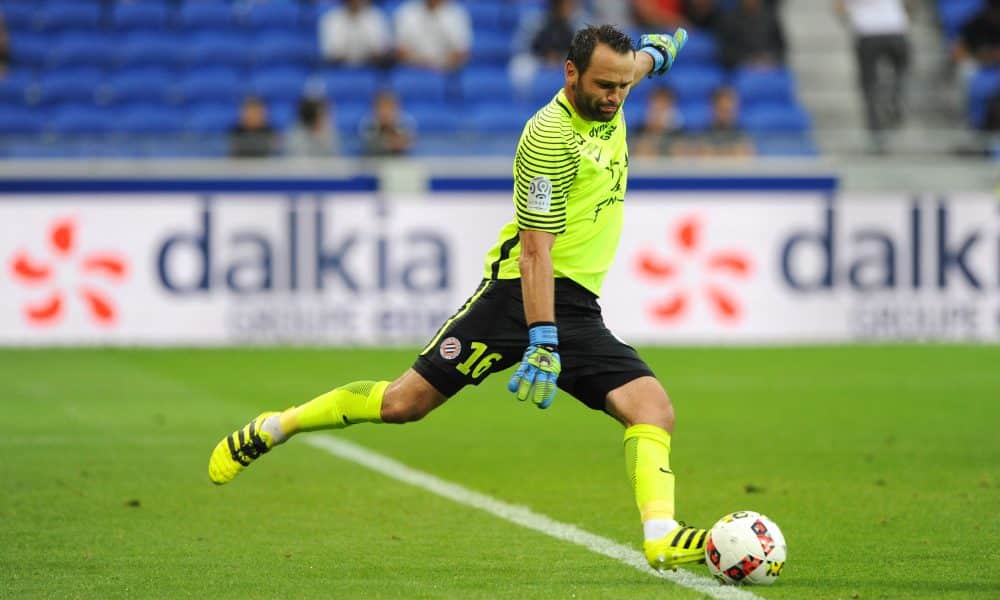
644, 523, 708, 571
208, 412, 279, 485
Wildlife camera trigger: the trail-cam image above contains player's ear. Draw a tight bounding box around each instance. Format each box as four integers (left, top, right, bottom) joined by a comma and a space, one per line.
565, 60, 577, 85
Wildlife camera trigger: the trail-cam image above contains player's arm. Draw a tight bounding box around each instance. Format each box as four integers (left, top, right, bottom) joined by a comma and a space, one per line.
506, 116, 576, 409
632, 29, 688, 89
518, 229, 556, 325
508, 228, 561, 409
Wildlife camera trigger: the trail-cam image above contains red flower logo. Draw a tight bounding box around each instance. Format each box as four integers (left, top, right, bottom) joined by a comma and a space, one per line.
635, 214, 752, 324
9, 218, 128, 327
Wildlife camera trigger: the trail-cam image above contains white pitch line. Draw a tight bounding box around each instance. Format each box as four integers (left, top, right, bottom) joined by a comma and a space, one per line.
304, 435, 761, 600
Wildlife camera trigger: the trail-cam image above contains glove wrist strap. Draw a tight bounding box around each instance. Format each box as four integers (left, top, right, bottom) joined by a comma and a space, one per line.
528, 323, 559, 349
639, 46, 666, 76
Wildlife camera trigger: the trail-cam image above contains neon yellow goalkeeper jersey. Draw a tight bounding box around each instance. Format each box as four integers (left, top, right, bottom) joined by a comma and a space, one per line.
483, 89, 629, 297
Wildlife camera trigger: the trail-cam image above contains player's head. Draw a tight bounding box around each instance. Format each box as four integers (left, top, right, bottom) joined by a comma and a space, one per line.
565, 25, 635, 122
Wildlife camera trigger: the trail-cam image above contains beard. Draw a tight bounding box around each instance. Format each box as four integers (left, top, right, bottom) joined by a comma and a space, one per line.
572, 82, 619, 122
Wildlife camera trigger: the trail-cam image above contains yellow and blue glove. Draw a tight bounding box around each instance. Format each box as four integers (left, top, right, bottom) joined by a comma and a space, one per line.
508, 323, 561, 409
638, 29, 688, 77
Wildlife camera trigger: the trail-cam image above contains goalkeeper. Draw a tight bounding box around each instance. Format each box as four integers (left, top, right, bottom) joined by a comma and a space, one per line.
209, 25, 705, 571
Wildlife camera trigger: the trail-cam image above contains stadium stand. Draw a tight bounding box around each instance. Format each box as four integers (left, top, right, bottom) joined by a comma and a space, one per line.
0, 0, 819, 158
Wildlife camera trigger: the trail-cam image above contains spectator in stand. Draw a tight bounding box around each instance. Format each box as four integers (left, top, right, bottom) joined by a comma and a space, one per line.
696, 86, 754, 157
633, 87, 685, 157
632, 0, 686, 29
682, 0, 721, 32
229, 96, 279, 158
394, 0, 472, 71
318, 0, 392, 68
835, 0, 911, 140
510, 0, 590, 94
717, 0, 786, 69
286, 97, 339, 157
954, 0, 1000, 68
360, 90, 415, 156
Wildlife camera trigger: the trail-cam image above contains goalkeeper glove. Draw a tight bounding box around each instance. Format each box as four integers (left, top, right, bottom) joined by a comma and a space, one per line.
638, 29, 688, 77
507, 323, 561, 409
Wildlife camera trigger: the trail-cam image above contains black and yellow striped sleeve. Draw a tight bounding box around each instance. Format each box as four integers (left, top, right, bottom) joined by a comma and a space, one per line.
512, 105, 580, 234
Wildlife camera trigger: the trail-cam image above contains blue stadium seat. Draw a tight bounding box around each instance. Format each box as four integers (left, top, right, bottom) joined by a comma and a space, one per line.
663, 64, 727, 103
0, 105, 46, 134
679, 102, 713, 131
244, 2, 301, 31
334, 101, 370, 135
1, 3, 37, 32
183, 32, 252, 68
119, 34, 184, 69
389, 67, 450, 103
253, 31, 318, 67
460, 67, 515, 104
469, 101, 536, 134
35, 69, 104, 105
178, 1, 236, 31
752, 133, 818, 157
187, 102, 239, 133
466, 3, 504, 32
733, 67, 796, 107
250, 67, 309, 104
741, 103, 812, 134
406, 102, 462, 133
471, 31, 513, 67
937, 0, 984, 40
8, 33, 48, 67
0, 70, 34, 104
968, 67, 1000, 128
322, 68, 382, 104
111, 2, 171, 32
266, 100, 296, 130
680, 32, 719, 65
529, 66, 565, 104
116, 104, 186, 134
50, 104, 117, 135
36, 3, 102, 32
48, 33, 117, 69
177, 68, 246, 104
107, 68, 175, 105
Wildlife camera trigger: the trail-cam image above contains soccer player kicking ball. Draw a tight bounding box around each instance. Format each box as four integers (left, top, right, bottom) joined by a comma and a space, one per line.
209, 25, 704, 572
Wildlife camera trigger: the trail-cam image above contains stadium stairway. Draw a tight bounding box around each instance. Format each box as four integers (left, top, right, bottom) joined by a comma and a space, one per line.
781, 0, 966, 156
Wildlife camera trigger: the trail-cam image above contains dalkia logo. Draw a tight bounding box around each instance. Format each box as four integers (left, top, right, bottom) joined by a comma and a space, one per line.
635, 214, 752, 324
8, 218, 129, 327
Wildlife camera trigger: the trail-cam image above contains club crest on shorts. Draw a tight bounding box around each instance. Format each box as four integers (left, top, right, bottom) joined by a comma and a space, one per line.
439, 337, 462, 360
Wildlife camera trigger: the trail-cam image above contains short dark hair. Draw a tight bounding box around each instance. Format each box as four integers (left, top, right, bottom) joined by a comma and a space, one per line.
298, 98, 325, 127
566, 25, 634, 75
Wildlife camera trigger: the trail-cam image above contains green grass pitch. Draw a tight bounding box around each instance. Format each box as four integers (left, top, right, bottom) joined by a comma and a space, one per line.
1, 346, 998, 599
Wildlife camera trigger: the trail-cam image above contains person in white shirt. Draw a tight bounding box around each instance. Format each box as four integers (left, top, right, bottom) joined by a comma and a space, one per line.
394, 0, 472, 71
835, 0, 912, 141
318, 0, 392, 67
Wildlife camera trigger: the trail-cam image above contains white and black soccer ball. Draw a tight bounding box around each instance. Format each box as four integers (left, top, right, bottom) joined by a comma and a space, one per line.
705, 511, 787, 585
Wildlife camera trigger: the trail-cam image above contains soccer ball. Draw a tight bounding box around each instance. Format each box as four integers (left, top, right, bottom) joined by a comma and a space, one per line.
705, 511, 787, 585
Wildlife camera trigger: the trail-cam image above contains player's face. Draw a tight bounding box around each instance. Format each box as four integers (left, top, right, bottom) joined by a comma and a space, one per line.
569, 44, 635, 122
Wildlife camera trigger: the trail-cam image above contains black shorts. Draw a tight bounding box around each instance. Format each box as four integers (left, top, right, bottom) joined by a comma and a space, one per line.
413, 278, 655, 411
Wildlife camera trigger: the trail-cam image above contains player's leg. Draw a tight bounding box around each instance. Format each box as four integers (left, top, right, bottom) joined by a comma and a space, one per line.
605, 376, 706, 571
552, 279, 705, 572
208, 369, 446, 484
208, 279, 521, 485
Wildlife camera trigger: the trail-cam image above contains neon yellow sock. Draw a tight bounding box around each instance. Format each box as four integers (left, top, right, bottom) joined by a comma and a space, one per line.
624, 424, 676, 537
279, 380, 388, 435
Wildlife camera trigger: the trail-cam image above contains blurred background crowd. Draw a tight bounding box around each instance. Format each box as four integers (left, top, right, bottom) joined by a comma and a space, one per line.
0, 0, 996, 160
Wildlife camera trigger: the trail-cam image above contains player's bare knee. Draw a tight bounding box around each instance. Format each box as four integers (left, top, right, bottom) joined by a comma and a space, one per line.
380, 371, 445, 423
606, 376, 675, 433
